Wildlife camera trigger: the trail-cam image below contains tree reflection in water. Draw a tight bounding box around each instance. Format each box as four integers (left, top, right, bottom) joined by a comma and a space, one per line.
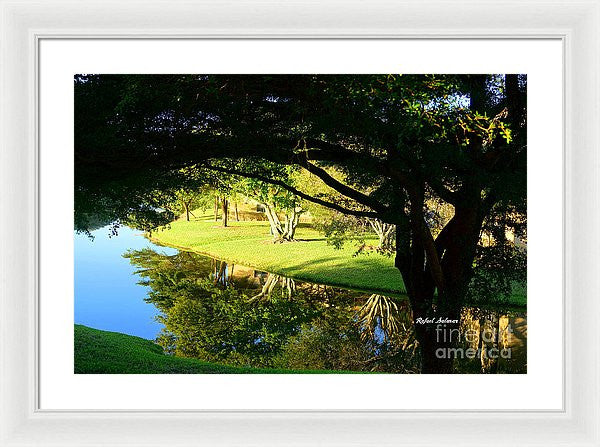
125, 248, 526, 373
250, 273, 296, 301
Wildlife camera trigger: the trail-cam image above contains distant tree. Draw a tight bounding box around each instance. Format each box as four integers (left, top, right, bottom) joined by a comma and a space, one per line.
241, 181, 304, 242
228, 162, 305, 241
159, 188, 197, 222
366, 219, 396, 253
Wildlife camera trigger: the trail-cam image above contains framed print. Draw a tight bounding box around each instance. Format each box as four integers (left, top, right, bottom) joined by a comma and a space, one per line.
1, 1, 599, 446
43, 39, 556, 411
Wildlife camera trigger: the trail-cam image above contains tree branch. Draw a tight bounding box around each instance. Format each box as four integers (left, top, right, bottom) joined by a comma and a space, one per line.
296, 153, 389, 213
420, 221, 445, 291
426, 178, 459, 205
203, 164, 380, 219
408, 189, 445, 291
303, 143, 419, 199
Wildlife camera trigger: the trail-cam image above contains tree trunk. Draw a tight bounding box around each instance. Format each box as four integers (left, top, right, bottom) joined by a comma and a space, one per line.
414, 319, 459, 374
394, 197, 484, 374
283, 207, 302, 240
262, 203, 302, 242
214, 196, 219, 222
221, 198, 229, 227
184, 201, 190, 221
368, 219, 395, 252
403, 274, 465, 374
263, 203, 283, 238
234, 202, 239, 221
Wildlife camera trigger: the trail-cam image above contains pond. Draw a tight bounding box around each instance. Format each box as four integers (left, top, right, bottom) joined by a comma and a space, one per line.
75, 225, 527, 373
75, 226, 178, 339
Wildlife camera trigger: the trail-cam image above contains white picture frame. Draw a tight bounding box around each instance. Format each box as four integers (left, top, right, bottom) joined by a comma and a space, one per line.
1, 0, 599, 445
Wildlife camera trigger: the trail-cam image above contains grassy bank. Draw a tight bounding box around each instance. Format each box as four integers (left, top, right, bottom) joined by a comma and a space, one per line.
150, 216, 406, 295
149, 215, 526, 308
74, 325, 355, 374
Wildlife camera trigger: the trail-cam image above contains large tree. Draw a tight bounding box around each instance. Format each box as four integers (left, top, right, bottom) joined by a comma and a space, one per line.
75, 74, 526, 372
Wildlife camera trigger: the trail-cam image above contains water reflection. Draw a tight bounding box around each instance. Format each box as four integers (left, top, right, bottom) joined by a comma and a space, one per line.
458, 308, 527, 373
250, 273, 296, 301
125, 248, 526, 374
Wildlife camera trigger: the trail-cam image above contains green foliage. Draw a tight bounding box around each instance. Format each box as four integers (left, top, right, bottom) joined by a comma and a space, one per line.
232, 162, 301, 210
75, 74, 524, 235
468, 245, 527, 305
467, 201, 527, 305
313, 213, 366, 250
155, 280, 322, 368
273, 311, 370, 371
126, 248, 323, 368
273, 299, 421, 373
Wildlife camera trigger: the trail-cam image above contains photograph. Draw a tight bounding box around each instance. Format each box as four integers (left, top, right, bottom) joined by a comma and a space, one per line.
73, 74, 527, 375
5, 0, 600, 442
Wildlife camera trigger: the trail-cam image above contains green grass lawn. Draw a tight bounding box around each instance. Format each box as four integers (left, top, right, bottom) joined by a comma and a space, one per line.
74, 325, 356, 374
151, 216, 407, 295
149, 214, 526, 308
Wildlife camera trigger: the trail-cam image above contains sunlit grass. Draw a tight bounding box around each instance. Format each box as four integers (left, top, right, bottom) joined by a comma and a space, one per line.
150, 213, 407, 295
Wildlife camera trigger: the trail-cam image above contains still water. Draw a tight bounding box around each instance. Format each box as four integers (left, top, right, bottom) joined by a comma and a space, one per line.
75, 225, 527, 373
75, 226, 177, 339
